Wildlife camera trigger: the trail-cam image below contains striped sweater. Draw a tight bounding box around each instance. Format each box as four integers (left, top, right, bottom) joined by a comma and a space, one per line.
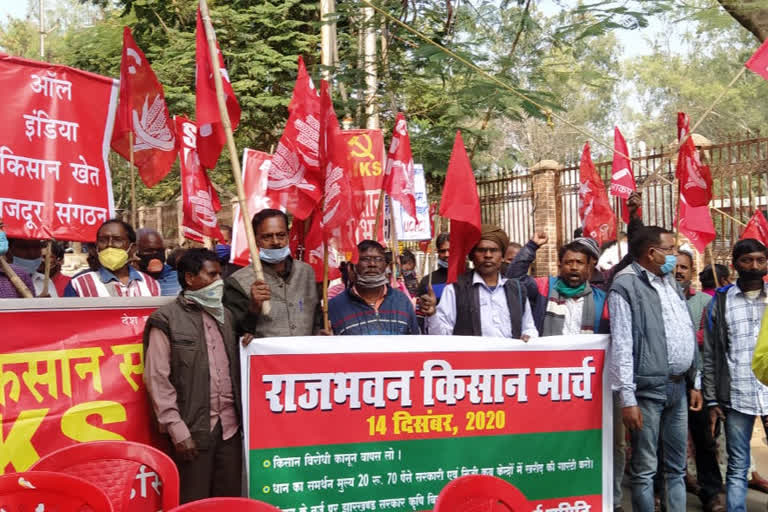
65, 267, 161, 297
328, 286, 420, 335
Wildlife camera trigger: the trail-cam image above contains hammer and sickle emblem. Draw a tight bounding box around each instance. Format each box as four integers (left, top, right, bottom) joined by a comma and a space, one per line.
348, 134, 375, 160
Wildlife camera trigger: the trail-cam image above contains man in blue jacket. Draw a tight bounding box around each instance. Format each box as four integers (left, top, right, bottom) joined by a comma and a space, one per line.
328, 240, 419, 335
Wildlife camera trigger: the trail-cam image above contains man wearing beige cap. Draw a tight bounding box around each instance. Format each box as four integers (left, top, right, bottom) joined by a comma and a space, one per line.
419, 224, 538, 340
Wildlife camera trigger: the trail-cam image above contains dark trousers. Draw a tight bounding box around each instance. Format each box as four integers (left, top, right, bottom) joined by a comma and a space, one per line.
175, 421, 243, 504
689, 406, 723, 503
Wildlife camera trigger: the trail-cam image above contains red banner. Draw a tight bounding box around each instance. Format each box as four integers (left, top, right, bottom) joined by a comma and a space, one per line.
0, 54, 118, 241
231, 148, 276, 267
337, 129, 385, 245
177, 116, 224, 243
0, 298, 170, 476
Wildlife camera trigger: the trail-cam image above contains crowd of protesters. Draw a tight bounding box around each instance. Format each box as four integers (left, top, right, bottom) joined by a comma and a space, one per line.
2, 199, 768, 511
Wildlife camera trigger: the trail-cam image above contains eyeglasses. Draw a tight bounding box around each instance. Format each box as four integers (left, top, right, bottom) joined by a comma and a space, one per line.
474, 247, 502, 255
358, 256, 386, 265
654, 245, 675, 254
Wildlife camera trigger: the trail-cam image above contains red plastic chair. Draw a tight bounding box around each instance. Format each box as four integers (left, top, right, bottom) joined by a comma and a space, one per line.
168, 497, 281, 512
30, 441, 180, 512
0, 471, 113, 512
434, 475, 531, 512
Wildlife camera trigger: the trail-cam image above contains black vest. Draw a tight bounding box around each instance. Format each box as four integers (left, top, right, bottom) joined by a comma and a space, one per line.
453, 271, 526, 338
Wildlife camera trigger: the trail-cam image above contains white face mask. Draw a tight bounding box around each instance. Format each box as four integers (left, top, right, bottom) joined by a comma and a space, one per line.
184, 279, 225, 324
437, 259, 449, 269
259, 246, 291, 264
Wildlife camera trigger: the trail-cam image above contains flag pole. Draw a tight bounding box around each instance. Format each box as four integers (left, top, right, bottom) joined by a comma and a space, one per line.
373, 189, 385, 241
199, 0, 270, 315
388, 195, 399, 286
427, 214, 441, 289
41, 239, 52, 297
707, 244, 720, 289
129, 132, 136, 226
615, 198, 622, 260
322, 241, 330, 331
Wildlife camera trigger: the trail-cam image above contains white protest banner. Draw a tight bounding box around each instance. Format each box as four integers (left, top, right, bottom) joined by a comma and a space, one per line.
390, 163, 431, 241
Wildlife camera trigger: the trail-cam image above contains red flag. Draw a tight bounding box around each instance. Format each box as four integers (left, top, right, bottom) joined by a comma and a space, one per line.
112, 27, 176, 187
610, 126, 637, 223
676, 112, 713, 207
267, 56, 323, 219
384, 113, 417, 218
579, 142, 616, 245
676, 194, 715, 253
318, 80, 357, 259
746, 38, 768, 82
439, 131, 481, 284
230, 148, 275, 266
177, 116, 224, 243
290, 212, 342, 282
741, 209, 768, 247
195, 8, 241, 170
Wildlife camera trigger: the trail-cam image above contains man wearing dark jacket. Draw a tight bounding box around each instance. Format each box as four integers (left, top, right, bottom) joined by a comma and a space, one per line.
144, 249, 241, 503
609, 226, 702, 512
703, 238, 768, 512
417, 232, 450, 301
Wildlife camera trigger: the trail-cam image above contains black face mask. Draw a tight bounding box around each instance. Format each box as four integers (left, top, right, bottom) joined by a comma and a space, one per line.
739, 268, 767, 281
138, 251, 166, 274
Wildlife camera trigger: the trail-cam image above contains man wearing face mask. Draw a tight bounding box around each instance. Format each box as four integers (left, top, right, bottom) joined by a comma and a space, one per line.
703, 238, 768, 512
143, 249, 241, 502
416, 233, 450, 302
609, 226, 703, 512
328, 240, 419, 335
136, 229, 181, 296
64, 219, 161, 297
6, 238, 51, 296
223, 209, 321, 337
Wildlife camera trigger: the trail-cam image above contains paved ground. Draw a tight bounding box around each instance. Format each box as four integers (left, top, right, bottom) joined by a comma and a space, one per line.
619, 421, 768, 510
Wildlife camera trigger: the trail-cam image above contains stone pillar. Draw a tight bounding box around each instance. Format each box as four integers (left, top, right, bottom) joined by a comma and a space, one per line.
176, 198, 184, 246
531, 159, 563, 277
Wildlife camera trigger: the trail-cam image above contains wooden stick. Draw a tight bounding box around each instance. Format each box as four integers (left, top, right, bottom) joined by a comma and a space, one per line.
0, 257, 33, 298
427, 214, 441, 289
322, 241, 330, 331
615, 198, 622, 260
707, 245, 720, 289
373, 188, 385, 242
199, 0, 270, 315
41, 239, 52, 297
130, 132, 136, 226
389, 195, 399, 287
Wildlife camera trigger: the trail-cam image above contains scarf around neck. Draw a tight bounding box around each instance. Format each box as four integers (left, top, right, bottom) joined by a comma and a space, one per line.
542, 278, 595, 337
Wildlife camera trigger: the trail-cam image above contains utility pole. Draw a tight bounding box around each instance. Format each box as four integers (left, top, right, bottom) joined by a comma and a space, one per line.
39, 0, 45, 58
363, 6, 378, 130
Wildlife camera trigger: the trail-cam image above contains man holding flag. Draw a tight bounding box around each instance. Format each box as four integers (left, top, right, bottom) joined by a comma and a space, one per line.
223, 209, 322, 338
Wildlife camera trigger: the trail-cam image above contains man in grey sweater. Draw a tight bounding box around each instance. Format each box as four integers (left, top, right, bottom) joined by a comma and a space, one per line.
223, 209, 322, 338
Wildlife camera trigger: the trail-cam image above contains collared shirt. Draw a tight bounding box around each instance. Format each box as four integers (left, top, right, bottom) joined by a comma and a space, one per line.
427, 272, 538, 338
145, 310, 238, 444
610, 267, 697, 407
65, 267, 160, 297
153, 264, 182, 296
0, 263, 36, 298
722, 283, 768, 416
351, 284, 387, 312
31, 272, 59, 297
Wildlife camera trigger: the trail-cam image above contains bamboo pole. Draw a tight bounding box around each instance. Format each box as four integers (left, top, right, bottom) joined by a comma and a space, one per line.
427, 214, 441, 289
322, 242, 330, 331
707, 245, 720, 289
130, 132, 136, 226
0, 258, 33, 298
373, 189, 385, 241
389, 195, 399, 287
199, 0, 270, 315
41, 239, 52, 297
